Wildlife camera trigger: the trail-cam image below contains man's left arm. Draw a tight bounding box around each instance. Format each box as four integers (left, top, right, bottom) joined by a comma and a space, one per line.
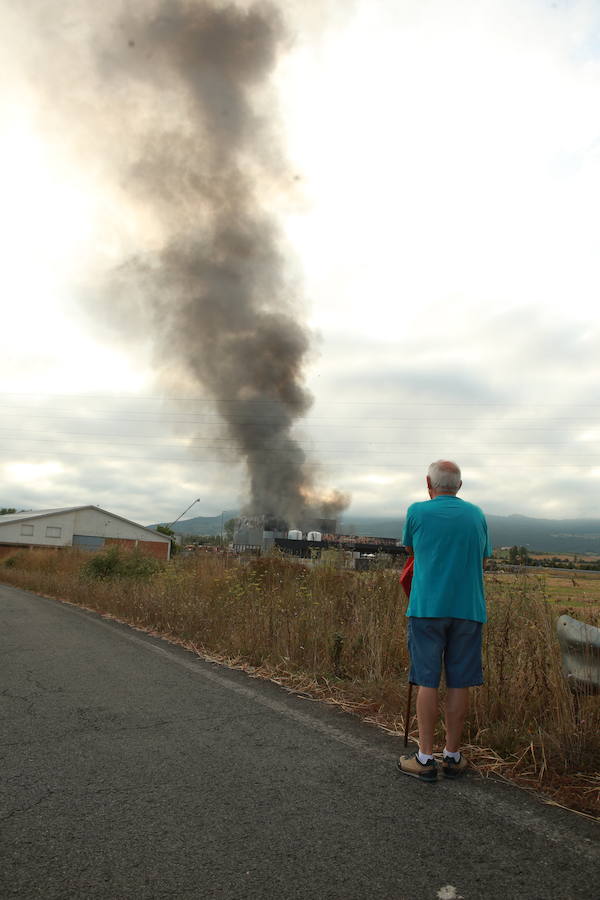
482, 516, 493, 568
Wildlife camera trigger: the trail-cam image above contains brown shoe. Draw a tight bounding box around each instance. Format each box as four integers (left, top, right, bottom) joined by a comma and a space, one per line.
441, 753, 468, 778
397, 752, 438, 782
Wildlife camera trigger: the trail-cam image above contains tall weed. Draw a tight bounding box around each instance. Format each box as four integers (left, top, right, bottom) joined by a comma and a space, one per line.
2, 549, 598, 815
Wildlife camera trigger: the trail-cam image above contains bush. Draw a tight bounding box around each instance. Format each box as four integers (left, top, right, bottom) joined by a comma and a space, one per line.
83, 547, 164, 581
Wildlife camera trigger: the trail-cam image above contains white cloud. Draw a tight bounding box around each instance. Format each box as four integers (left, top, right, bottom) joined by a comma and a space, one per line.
1, 1, 600, 523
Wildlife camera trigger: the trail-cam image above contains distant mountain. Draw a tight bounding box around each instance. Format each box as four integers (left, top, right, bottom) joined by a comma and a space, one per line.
149, 510, 238, 537
340, 517, 405, 539
485, 514, 600, 553
340, 514, 600, 554
149, 510, 600, 553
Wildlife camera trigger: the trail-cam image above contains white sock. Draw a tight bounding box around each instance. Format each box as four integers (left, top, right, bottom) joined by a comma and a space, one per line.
417, 750, 434, 765
443, 748, 460, 761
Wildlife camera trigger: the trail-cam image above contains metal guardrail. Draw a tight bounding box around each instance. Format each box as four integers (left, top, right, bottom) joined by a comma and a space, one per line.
556, 615, 600, 694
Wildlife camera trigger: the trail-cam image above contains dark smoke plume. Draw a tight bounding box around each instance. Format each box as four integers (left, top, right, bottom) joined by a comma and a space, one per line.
97, 1, 348, 525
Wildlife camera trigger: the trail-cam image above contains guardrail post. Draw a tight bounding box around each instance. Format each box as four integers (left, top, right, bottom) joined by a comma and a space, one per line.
556, 614, 600, 696
556, 614, 600, 726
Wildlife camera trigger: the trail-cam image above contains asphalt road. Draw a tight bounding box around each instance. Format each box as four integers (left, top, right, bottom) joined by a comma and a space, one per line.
1, 584, 598, 900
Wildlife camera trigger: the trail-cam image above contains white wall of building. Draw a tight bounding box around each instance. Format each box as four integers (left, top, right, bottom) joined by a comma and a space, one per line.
0, 507, 170, 551
0, 512, 75, 547
71, 508, 166, 543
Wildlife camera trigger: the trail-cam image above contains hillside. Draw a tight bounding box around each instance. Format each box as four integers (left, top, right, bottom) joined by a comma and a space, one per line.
150, 511, 238, 537
340, 514, 600, 554
342, 515, 600, 553
484, 514, 600, 553
149, 510, 600, 553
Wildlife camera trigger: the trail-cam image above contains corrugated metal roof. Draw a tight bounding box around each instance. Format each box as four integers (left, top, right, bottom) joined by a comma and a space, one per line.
0, 507, 88, 523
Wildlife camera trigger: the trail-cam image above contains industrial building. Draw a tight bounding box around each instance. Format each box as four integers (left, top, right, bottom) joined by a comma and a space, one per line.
0, 506, 171, 560
232, 515, 406, 567
232, 515, 337, 553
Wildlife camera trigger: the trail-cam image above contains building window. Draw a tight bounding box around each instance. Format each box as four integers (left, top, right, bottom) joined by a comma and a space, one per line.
20, 524, 34, 536
46, 526, 62, 538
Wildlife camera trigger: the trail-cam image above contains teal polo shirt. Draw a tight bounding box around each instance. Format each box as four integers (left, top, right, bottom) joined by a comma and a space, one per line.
402, 494, 492, 623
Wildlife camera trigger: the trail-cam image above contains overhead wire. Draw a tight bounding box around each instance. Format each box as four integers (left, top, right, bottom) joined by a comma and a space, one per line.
0, 394, 598, 468
1, 391, 600, 407
1, 447, 598, 469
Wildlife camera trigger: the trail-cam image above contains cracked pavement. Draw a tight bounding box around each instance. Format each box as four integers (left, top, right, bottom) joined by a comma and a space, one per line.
1, 583, 598, 899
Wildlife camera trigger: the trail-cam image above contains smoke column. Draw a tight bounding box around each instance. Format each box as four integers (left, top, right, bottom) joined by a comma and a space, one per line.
85, 0, 350, 525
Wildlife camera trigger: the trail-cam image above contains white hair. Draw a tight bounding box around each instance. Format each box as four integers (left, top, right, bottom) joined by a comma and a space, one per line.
428, 460, 462, 494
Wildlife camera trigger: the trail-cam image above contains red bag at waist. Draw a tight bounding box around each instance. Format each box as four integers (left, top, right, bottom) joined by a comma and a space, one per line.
399, 556, 414, 598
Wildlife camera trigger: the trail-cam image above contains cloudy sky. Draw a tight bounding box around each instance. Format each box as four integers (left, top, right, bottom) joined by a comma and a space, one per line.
2, 0, 600, 527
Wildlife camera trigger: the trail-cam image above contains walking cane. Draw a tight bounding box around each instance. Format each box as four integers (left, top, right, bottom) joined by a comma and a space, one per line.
404, 682, 413, 748
399, 556, 415, 748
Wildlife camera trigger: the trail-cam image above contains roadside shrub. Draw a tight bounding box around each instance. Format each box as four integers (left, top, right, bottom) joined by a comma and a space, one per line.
83, 547, 164, 581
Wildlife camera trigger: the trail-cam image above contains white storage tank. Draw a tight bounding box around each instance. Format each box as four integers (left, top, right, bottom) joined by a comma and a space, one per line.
307, 531, 322, 542
288, 529, 303, 540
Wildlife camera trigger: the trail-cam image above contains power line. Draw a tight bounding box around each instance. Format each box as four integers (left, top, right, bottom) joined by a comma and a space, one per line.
1, 391, 600, 407
1, 410, 600, 427
1, 447, 598, 468
0, 437, 597, 456
0, 408, 490, 420
0, 427, 597, 448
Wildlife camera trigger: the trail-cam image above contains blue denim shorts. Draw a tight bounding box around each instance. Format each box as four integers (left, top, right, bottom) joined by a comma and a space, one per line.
407, 617, 483, 688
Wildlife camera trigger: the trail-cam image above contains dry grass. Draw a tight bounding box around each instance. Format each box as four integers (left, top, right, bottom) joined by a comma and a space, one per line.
494, 568, 600, 607
2, 549, 599, 818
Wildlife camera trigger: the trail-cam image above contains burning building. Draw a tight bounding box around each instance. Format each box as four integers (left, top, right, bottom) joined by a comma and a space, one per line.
232, 514, 338, 552
232, 515, 407, 567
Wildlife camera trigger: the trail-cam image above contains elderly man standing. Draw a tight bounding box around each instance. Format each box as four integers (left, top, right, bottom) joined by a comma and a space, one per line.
398, 460, 492, 781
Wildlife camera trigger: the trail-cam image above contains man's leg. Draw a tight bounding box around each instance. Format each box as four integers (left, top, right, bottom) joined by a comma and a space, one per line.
416, 686, 439, 756
441, 620, 482, 778
397, 619, 444, 780
444, 687, 469, 753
